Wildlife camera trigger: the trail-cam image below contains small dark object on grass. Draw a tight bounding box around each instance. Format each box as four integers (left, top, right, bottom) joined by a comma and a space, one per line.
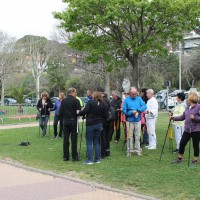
18, 142, 31, 146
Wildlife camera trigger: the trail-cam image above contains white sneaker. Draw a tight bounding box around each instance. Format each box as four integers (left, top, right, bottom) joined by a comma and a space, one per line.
148, 146, 156, 150
145, 145, 151, 149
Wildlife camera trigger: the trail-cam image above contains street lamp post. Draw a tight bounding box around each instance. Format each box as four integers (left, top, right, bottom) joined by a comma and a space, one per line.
179, 42, 182, 90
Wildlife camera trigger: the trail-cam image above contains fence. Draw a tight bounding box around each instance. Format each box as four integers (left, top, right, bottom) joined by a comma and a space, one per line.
0, 104, 53, 125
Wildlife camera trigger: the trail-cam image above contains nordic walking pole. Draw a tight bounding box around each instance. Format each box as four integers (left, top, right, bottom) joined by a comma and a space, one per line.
38, 118, 40, 138
48, 114, 50, 139
188, 121, 192, 167
127, 122, 131, 157
79, 118, 84, 158
159, 119, 172, 161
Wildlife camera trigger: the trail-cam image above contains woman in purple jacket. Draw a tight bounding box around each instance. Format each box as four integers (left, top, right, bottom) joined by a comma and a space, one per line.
51, 92, 65, 138
171, 92, 200, 165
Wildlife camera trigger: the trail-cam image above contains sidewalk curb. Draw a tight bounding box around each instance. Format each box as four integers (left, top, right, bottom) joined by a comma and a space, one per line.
0, 159, 158, 200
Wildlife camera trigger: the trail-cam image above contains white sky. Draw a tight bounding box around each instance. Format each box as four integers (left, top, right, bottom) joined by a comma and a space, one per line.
0, 0, 66, 39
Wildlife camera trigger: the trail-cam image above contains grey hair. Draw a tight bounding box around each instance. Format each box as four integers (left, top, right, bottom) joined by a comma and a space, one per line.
111, 90, 120, 97
147, 89, 154, 94
68, 87, 76, 95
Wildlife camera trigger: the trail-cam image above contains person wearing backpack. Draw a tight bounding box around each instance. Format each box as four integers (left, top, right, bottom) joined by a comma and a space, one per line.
109, 91, 122, 143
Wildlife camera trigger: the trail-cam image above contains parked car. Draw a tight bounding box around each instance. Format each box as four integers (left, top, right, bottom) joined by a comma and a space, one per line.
169, 89, 186, 97
24, 97, 37, 106
51, 97, 59, 105
4, 98, 17, 105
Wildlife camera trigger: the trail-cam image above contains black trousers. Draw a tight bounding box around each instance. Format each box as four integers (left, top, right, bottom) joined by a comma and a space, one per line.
101, 121, 111, 157
63, 120, 78, 160
179, 131, 200, 157
109, 118, 121, 141
53, 115, 63, 138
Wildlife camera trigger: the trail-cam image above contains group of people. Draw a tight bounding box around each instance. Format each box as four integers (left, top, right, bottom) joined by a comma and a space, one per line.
36, 87, 200, 165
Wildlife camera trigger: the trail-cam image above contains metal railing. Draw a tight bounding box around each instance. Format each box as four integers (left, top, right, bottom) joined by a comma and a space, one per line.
0, 104, 39, 124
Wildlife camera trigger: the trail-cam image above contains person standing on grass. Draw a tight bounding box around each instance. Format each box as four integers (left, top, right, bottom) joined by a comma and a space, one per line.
140, 88, 149, 146
171, 92, 200, 165
122, 87, 147, 156
170, 92, 186, 153
78, 91, 107, 165
144, 89, 158, 150
120, 90, 130, 149
110, 91, 122, 143
51, 92, 65, 138
59, 88, 81, 162
37, 91, 53, 137
101, 92, 112, 158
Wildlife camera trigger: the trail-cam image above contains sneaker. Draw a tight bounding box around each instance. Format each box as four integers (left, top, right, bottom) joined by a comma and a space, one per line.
114, 140, 118, 143
172, 158, 182, 164
145, 145, 151, 148
191, 160, 197, 165
84, 160, 93, 165
93, 160, 100, 164
173, 149, 179, 154
148, 146, 156, 150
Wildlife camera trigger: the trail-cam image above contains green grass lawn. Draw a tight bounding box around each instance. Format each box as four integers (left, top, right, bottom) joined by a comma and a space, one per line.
0, 112, 200, 200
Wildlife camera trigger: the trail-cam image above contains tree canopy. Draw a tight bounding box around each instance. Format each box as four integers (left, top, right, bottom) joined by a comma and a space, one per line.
55, 0, 200, 87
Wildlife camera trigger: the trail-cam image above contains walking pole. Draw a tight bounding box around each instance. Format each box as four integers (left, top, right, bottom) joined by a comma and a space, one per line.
159, 119, 172, 161
78, 118, 84, 158
48, 114, 51, 139
38, 117, 40, 138
188, 121, 192, 167
127, 122, 131, 157
122, 122, 127, 150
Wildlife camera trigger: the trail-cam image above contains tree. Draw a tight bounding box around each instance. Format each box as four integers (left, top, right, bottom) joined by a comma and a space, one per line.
47, 41, 74, 94
17, 35, 51, 102
9, 85, 27, 113
54, 0, 200, 88
182, 48, 200, 88
0, 31, 17, 105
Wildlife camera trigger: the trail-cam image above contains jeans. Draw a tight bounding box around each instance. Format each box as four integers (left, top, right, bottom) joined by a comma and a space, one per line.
39, 116, 49, 136
53, 115, 63, 138
86, 123, 103, 162
63, 120, 78, 160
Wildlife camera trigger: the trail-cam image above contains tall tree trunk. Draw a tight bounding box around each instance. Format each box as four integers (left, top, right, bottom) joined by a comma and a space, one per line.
128, 55, 139, 89
104, 72, 110, 96
1, 79, 5, 106
36, 75, 40, 102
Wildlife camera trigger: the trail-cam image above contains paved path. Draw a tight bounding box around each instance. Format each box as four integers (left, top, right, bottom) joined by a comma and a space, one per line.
0, 123, 156, 200
0, 162, 149, 200
0, 122, 41, 130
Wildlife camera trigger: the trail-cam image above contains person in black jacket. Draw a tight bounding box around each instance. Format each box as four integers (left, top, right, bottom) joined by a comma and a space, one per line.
110, 91, 122, 143
59, 88, 81, 162
79, 91, 107, 164
101, 92, 111, 157
37, 91, 53, 137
